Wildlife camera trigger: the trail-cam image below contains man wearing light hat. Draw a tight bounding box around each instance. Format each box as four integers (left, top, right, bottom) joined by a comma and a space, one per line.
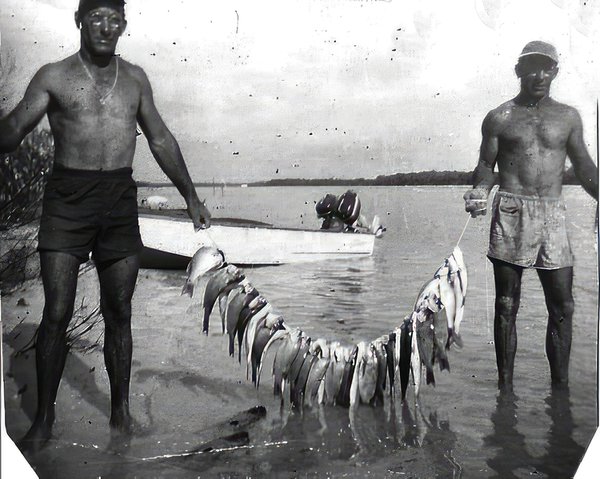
463, 41, 598, 392
0, 0, 211, 452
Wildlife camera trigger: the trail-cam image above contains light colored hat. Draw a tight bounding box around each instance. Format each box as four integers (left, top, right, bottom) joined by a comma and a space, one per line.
518, 41, 559, 63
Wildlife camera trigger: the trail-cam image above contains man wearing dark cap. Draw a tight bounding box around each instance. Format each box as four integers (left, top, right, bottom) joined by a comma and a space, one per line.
0, 0, 211, 451
463, 41, 598, 392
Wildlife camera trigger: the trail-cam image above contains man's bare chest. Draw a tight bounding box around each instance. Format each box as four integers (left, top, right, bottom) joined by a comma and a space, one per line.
49, 71, 140, 120
500, 111, 570, 150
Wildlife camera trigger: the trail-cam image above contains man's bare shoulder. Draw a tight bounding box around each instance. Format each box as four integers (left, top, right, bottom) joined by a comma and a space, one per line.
30, 55, 78, 86
482, 100, 515, 133
546, 98, 581, 122
117, 58, 150, 85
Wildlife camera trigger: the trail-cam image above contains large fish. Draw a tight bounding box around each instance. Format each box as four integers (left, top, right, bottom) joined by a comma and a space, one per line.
237, 296, 269, 362
349, 341, 366, 408
360, 342, 379, 405
383, 332, 396, 397
202, 265, 245, 335
305, 340, 331, 407
432, 310, 450, 372
181, 246, 225, 297
399, 319, 412, 400
244, 314, 268, 380
272, 329, 303, 397
436, 262, 457, 341
372, 339, 388, 406
287, 335, 312, 390
243, 302, 273, 363
413, 277, 442, 323
415, 311, 436, 386
324, 341, 343, 405
350, 341, 378, 407
410, 315, 421, 398
219, 278, 250, 333
336, 345, 358, 408
291, 349, 317, 409
226, 285, 258, 356
452, 246, 468, 297
251, 315, 286, 386
257, 326, 289, 388
447, 253, 466, 345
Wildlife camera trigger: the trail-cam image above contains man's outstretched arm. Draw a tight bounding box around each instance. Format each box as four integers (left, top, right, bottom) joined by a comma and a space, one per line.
135, 67, 211, 228
0, 67, 51, 153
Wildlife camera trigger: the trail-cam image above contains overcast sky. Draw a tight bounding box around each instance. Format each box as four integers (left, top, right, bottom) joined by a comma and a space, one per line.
1, 0, 599, 183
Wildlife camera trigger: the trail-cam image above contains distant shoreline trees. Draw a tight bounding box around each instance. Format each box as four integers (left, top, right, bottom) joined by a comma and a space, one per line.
138, 168, 579, 188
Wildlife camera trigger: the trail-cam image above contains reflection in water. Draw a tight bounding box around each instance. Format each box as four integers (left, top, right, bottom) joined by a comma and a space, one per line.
250, 399, 462, 477
484, 388, 585, 478
537, 388, 586, 478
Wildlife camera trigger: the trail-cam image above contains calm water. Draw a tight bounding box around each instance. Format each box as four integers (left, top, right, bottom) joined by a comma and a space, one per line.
134, 184, 598, 478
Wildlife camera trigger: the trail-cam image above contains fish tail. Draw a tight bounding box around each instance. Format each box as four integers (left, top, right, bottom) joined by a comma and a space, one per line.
228, 334, 235, 357
445, 329, 463, 350
426, 368, 436, 386
202, 308, 210, 335
445, 327, 454, 350
438, 356, 451, 372
181, 281, 194, 297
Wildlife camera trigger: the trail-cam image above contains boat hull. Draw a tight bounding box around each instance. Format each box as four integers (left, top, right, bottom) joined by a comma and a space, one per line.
138, 213, 375, 268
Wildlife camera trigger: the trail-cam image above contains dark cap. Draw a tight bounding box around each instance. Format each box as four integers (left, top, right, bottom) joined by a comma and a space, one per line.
78, 0, 126, 18
518, 41, 558, 64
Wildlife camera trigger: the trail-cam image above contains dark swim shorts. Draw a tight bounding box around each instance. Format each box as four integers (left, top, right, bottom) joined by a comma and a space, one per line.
37, 164, 144, 263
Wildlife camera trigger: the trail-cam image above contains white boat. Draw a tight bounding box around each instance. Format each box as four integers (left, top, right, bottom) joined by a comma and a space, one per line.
138, 211, 376, 268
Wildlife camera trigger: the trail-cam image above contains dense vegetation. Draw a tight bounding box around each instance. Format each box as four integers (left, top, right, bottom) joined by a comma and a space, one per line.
0, 128, 54, 288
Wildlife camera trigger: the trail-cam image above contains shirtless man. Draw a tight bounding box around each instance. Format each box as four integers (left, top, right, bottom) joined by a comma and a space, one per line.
0, 0, 211, 451
464, 41, 598, 392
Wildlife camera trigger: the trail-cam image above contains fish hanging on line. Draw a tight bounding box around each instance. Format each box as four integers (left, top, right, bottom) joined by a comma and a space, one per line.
183, 246, 468, 412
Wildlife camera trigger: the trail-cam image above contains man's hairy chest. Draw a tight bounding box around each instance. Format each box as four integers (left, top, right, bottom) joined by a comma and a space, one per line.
498, 110, 571, 152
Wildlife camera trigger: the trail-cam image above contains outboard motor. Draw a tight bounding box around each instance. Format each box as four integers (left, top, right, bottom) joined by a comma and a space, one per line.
335, 190, 361, 225
316, 194, 338, 218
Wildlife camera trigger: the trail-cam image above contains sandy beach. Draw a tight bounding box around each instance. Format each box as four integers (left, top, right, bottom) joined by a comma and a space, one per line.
2, 262, 290, 478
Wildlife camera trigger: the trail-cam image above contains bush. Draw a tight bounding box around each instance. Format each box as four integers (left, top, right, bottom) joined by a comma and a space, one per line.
0, 128, 54, 289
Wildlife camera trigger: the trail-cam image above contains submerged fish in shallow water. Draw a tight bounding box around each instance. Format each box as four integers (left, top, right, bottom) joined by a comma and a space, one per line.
182, 246, 226, 297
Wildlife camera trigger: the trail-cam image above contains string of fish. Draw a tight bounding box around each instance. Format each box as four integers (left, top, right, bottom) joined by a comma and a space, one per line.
182, 216, 470, 411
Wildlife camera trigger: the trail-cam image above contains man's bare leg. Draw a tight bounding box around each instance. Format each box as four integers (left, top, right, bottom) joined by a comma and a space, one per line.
537, 267, 574, 388
20, 252, 81, 452
96, 254, 139, 433
491, 258, 524, 392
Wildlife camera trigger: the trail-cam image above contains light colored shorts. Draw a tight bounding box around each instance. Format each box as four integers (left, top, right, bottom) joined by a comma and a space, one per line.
487, 191, 574, 270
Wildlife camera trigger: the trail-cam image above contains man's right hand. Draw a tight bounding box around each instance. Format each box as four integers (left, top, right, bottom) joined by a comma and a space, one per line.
463, 188, 489, 217
187, 195, 212, 230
